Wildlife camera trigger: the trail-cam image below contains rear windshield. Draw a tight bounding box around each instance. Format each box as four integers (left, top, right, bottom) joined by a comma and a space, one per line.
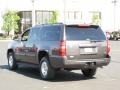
66, 27, 106, 41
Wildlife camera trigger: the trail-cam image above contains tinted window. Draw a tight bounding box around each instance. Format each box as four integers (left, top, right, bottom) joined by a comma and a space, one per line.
28, 28, 40, 42
41, 26, 61, 41
66, 27, 106, 41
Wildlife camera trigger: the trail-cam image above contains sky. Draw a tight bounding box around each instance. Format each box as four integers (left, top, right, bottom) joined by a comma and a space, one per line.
0, 0, 119, 14
0, 0, 116, 13
0, 0, 116, 10
0, 0, 120, 31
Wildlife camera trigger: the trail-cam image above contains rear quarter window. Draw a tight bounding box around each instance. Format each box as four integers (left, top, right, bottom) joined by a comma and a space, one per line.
41, 26, 61, 41
66, 26, 106, 41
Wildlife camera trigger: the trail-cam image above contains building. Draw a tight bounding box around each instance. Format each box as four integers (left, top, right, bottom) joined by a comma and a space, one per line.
0, 0, 120, 33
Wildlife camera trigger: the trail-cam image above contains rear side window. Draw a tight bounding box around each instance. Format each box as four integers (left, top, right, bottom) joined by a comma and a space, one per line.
66, 26, 106, 41
41, 26, 61, 41
28, 28, 40, 42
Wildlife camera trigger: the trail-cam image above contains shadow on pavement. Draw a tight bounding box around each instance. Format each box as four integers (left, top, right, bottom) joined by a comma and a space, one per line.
0, 65, 9, 69
50, 70, 95, 82
0, 64, 95, 82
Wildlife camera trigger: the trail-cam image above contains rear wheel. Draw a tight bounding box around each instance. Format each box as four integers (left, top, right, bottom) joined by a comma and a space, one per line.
8, 52, 18, 70
81, 68, 97, 77
39, 56, 55, 80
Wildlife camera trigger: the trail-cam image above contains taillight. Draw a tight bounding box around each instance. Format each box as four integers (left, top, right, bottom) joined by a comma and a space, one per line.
106, 39, 110, 55
59, 40, 66, 56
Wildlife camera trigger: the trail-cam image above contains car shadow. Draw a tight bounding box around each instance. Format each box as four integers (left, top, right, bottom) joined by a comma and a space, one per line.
0, 65, 9, 69
50, 70, 95, 82
0, 65, 95, 82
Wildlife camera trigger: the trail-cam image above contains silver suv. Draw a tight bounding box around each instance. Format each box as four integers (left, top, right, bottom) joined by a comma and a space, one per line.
7, 24, 111, 80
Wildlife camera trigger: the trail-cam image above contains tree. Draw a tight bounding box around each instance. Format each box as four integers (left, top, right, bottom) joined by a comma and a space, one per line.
49, 11, 58, 24
2, 10, 20, 36
91, 12, 101, 25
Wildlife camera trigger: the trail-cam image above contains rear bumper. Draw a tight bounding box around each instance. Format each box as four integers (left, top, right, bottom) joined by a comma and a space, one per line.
50, 56, 111, 69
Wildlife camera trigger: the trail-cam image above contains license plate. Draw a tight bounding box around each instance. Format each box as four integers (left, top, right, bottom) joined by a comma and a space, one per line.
84, 48, 93, 53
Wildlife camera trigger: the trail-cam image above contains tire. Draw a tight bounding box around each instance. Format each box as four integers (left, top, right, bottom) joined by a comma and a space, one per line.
81, 68, 97, 77
8, 52, 18, 70
39, 57, 55, 80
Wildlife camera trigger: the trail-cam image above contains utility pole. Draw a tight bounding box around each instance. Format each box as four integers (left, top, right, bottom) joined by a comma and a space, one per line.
63, 0, 66, 24
31, 0, 36, 26
112, 0, 117, 31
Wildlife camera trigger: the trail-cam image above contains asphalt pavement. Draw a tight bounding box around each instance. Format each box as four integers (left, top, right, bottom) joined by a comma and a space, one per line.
0, 40, 120, 90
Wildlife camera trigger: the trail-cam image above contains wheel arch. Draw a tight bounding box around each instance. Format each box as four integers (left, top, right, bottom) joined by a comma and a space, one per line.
7, 49, 14, 58
37, 50, 49, 63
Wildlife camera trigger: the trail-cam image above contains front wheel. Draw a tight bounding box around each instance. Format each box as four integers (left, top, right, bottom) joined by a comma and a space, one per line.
39, 57, 55, 80
8, 52, 18, 70
81, 68, 97, 77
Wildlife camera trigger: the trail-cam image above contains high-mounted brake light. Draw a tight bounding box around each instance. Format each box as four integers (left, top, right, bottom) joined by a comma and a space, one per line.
78, 24, 90, 27
59, 40, 66, 56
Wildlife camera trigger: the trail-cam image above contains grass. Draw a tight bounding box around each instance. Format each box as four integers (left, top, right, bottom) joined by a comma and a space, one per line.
0, 35, 12, 40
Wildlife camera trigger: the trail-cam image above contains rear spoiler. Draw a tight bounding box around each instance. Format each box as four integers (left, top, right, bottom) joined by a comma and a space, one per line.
66, 25, 99, 29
